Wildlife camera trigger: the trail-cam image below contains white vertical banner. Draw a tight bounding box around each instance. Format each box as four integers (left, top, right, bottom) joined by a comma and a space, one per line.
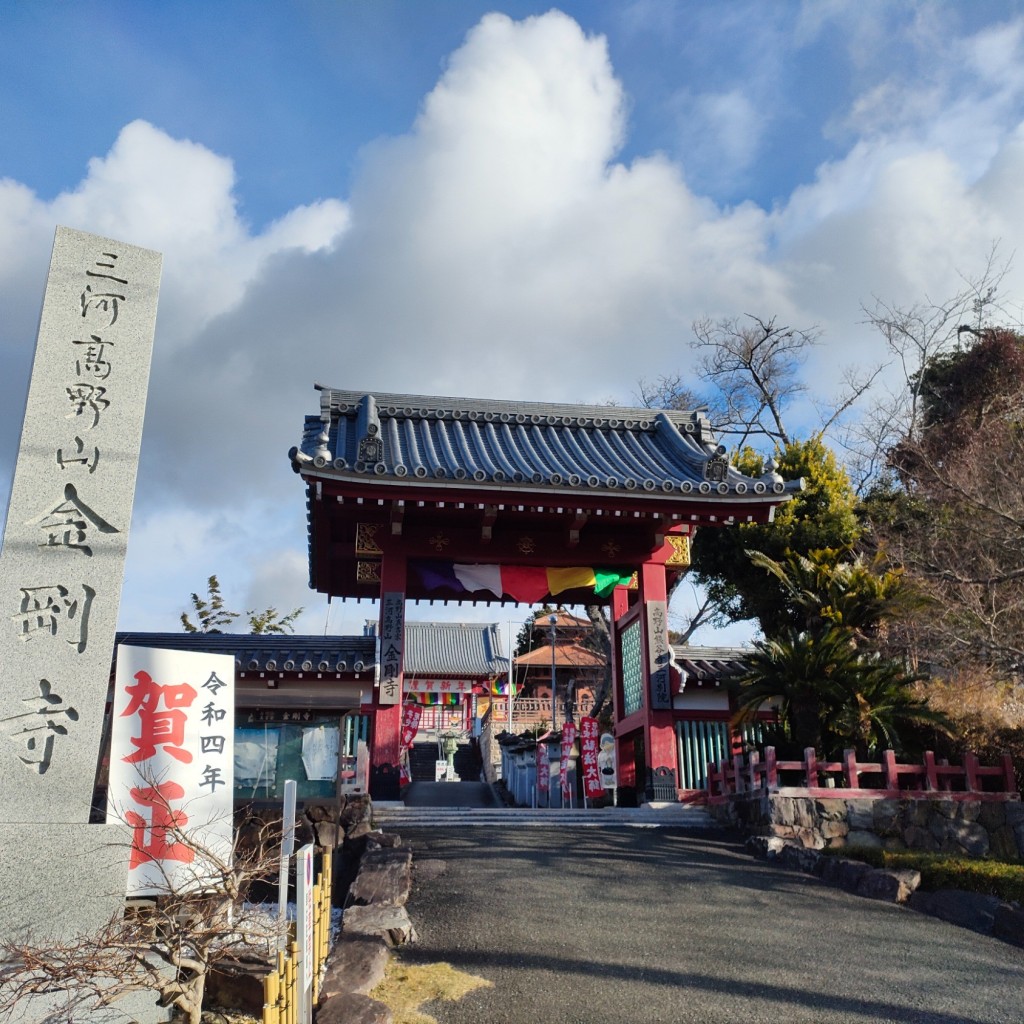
296, 843, 315, 1023
108, 645, 235, 896
278, 778, 297, 944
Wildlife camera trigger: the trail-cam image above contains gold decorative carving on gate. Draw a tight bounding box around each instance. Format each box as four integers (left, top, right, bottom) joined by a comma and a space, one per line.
356, 561, 381, 584
355, 523, 383, 557
665, 535, 691, 567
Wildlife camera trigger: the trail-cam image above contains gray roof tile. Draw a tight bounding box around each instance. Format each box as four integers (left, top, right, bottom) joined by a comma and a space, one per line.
403, 622, 508, 677
115, 632, 376, 674
292, 388, 798, 501
671, 645, 750, 682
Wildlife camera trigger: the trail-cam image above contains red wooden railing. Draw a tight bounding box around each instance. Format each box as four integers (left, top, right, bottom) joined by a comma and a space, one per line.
707, 747, 1019, 803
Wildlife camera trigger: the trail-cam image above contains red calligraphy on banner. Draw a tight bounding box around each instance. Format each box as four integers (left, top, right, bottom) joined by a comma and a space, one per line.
121, 670, 198, 764
400, 703, 422, 748
536, 740, 550, 793
580, 717, 604, 799
560, 722, 577, 803
125, 781, 196, 869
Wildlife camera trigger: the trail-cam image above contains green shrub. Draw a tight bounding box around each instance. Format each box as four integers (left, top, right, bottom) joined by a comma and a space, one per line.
820, 845, 885, 869
822, 847, 1024, 902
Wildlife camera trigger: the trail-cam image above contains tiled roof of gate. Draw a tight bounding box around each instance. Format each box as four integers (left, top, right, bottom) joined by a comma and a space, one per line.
403, 621, 508, 677
115, 632, 376, 674
291, 388, 799, 501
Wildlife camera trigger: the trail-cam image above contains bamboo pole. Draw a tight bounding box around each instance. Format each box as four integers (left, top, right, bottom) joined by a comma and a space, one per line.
287, 941, 299, 1024
263, 965, 280, 1024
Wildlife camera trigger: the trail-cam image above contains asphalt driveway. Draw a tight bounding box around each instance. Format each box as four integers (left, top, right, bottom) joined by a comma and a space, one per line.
397, 827, 1024, 1024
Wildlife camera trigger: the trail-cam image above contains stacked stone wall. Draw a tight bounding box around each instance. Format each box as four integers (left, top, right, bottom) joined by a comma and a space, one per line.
710, 793, 1024, 859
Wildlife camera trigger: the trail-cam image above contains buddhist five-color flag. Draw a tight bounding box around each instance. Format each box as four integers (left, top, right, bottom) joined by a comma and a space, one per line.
413, 561, 634, 602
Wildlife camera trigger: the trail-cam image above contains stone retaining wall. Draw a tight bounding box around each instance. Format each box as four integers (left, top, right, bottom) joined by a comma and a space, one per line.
317, 806, 430, 1024
746, 836, 1024, 948
710, 792, 1024, 858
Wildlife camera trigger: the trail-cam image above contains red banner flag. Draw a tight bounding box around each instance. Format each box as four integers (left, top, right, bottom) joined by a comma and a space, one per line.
400, 703, 422, 749
580, 717, 604, 799
536, 740, 550, 793
560, 722, 577, 803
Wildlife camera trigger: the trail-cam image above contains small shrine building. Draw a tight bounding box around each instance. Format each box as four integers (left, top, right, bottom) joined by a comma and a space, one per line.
513, 609, 606, 722
393, 620, 510, 733
290, 386, 800, 800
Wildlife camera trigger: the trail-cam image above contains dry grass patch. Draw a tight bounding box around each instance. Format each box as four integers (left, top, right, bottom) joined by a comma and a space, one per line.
371, 959, 493, 1024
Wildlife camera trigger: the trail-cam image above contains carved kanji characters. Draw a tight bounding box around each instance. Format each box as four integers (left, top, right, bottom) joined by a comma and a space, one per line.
28, 484, 119, 556
56, 435, 100, 473
65, 382, 109, 428
2, 679, 79, 775
12, 583, 95, 653
80, 284, 125, 327
199, 765, 225, 791
72, 335, 114, 380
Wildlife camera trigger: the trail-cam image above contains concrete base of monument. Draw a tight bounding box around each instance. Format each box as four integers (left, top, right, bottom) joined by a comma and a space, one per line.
0, 822, 171, 1024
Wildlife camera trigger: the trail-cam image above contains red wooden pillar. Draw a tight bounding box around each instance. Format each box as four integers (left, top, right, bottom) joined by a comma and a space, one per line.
608, 585, 635, 793
638, 560, 678, 801
370, 542, 406, 800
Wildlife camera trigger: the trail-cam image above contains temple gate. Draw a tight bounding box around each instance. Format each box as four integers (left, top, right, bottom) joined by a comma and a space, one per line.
290, 388, 798, 801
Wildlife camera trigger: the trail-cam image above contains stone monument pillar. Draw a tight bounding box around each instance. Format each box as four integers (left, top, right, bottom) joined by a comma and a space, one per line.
0, 227, 163, 1018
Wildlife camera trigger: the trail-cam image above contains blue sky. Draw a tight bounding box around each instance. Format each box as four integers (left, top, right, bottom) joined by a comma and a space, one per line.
3, 1, 1024, 647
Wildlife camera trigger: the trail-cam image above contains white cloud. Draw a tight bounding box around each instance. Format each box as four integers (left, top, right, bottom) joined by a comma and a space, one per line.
4, 9, 1024, 637
667, 87, 765, 193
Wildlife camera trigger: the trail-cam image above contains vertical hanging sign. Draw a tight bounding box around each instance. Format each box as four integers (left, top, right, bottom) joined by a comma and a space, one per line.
108, 645, 235, 896
646, 600, 673, 710
579, 717, 604, 799
378, 592, 404, 705
400, 702, 422, 747
536, 740, 550, 793
560, 722, 577, 804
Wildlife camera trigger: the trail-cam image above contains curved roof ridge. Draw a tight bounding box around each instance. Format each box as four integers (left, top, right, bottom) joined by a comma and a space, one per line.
316, 386, 712, 431
294, 386, 803, 504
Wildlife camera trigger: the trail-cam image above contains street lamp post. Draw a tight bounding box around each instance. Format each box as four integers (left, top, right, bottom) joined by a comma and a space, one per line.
549, 613, 558, 731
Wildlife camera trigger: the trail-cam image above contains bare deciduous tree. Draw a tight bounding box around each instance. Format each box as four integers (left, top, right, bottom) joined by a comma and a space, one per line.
0, 814, 285, 1024
845, 244, 1019, 492
691, 313, 818, 447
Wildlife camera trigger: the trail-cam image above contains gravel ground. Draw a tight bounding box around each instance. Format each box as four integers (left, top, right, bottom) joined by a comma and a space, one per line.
397, 826, 1024, 1024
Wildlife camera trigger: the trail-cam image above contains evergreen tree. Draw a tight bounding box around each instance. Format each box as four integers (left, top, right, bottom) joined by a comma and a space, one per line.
690, 437, 860, 635
181, 575, 302, 635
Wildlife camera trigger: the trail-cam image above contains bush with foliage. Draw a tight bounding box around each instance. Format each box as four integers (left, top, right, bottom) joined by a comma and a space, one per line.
822, 847, 1024, 903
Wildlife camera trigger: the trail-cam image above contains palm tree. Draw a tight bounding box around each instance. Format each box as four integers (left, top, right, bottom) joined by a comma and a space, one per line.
826, 656, 950, 756
732, 626, 862, 753
747, 547, 927, 644
733, 627, 950, 758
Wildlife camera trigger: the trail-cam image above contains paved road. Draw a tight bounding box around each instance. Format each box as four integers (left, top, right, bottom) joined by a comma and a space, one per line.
397, 827, 1024, 1024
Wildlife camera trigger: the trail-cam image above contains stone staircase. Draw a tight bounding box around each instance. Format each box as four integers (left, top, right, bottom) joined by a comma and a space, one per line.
373, 801, 716, 829
407, 739, 481, 782
407, 741, 440, 782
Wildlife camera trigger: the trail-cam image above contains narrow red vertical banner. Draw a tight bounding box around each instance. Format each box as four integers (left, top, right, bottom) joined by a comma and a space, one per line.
560, 722, 577, 803
580, 717, 604, 799
536, 740, 550, 793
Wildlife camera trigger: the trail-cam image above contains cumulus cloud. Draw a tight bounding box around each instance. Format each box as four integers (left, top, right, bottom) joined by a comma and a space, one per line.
4, 8, 1024, 640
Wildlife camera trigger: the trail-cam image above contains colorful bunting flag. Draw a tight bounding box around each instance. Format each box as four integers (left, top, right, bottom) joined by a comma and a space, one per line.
412, 561, 634, 603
